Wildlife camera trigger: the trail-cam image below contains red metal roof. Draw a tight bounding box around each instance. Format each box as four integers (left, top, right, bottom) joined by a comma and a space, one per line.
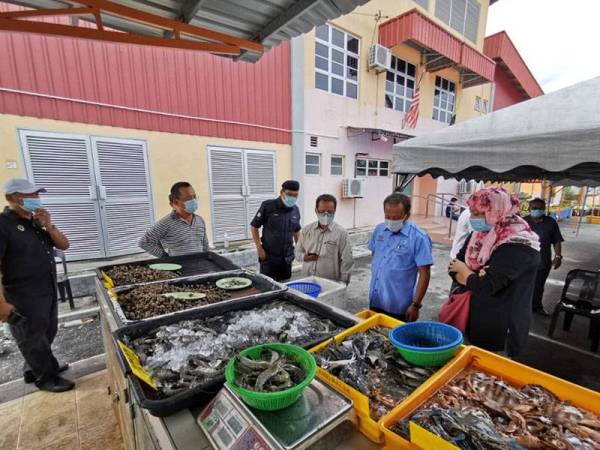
0, 4, 291, 144
484, 31, 543, 98
379, 9, 495, 88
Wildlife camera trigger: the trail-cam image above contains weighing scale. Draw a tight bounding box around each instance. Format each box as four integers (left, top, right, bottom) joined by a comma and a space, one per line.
197, 379, 353, 450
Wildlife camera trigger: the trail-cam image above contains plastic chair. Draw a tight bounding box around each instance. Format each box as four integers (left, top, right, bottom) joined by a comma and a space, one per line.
54, 249, 75, 310
548, 269, 600, 352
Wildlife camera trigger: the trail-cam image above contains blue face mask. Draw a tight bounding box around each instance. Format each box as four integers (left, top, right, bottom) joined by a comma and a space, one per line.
282, 195, 297, 208
21, 198, 42, 213
183, 199, 198, 214
470, 218, 492, 233
530, 209, 545, 218
385, 219, 405, 233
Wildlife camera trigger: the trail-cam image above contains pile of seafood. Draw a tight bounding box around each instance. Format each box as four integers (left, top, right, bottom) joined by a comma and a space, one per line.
313, 328, 438, 420
106, 264, 178, 286
234, 349, 305, 393
117, 282, 232, 320
391, 369, 600, 450
127, 301, 342, 396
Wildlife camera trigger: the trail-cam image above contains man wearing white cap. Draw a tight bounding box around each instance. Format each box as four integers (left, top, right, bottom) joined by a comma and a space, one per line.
0, 178, 73, 392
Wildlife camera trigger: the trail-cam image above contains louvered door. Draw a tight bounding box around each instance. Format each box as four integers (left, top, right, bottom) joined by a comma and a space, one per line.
19, 130, 105, 260
91, 137, 154, 257
245, 150, 276, 237
208, 147, 247, 242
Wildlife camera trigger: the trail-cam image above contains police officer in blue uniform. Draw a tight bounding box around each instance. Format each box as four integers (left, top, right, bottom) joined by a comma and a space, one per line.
251, 180, 301, 281
0, 179, 73, 392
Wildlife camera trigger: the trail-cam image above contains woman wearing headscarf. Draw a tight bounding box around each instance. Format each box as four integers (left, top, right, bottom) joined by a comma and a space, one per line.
448, 187, 540, 357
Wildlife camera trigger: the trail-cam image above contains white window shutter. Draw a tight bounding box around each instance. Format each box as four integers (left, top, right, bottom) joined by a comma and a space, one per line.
208, 148, 247, 242
245, 151, 276, 237
19, 130, 105, 260
92, 137, 154, 257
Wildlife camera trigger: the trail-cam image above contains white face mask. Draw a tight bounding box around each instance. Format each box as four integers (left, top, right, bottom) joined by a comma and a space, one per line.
316, 211, 334, 227
385, 219, 405, 233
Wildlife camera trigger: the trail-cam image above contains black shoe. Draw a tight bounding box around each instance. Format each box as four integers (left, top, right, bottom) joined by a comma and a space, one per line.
24, 363, 69, 384
35, 375, 75, 393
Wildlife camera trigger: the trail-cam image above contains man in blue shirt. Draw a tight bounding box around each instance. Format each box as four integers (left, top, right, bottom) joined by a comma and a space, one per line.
368, 193, 433, 321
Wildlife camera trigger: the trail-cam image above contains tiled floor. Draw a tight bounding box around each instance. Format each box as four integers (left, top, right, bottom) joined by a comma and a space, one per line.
0, 370, 124, 450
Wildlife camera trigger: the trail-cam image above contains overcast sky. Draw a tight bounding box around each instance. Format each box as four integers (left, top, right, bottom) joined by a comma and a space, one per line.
486, 0, 600, 93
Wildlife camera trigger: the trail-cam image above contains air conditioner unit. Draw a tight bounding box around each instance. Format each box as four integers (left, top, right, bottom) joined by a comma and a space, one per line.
368, 44, 391, 73
342, 178, 366, 198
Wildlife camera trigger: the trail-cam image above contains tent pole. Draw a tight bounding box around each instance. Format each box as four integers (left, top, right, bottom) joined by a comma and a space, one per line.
575, 186, 589, 237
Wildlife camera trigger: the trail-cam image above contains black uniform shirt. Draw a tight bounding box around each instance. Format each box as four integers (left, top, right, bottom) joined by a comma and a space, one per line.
251, 198, 301, 261
525, 215, 564, 265
0, 207, 56, 301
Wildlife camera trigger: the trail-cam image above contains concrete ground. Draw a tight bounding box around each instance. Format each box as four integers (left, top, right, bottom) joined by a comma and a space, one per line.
0, 221, 598, 392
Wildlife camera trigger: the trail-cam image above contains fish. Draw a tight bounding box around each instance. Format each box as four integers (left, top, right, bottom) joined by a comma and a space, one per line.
127, 301, 341, 397
391, 369, 600, 450
313, 328, 438, 420
234, 349, 305, 393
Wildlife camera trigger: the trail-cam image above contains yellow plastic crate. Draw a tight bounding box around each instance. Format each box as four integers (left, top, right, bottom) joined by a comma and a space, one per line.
309, 314, 401, 443
354, 309, 379, 320
380, 346, 600, 450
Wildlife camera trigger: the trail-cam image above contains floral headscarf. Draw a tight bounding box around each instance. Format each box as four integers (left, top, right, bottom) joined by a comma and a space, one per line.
465, 187, 540, 270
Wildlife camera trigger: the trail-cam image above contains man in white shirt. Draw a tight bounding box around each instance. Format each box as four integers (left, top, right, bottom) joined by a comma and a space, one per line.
450, 208, 472, 259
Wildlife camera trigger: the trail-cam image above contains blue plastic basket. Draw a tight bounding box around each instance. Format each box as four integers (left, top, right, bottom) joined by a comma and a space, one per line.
389, 321, 463, 367
286, 281, 322, 298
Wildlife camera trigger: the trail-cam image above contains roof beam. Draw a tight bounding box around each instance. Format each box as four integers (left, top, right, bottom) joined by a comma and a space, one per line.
253, 0, 322, 42
163, 0, 208, 38
0, 7, 94, 19
0, 16, 241, 54
179, 0, 210, 24
76, 0, 263, 54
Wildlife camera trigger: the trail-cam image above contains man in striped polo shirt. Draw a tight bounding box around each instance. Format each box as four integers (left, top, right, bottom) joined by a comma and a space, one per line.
139, 181, 209, 257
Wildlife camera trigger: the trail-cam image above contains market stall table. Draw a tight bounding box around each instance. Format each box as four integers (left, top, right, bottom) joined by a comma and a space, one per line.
96, 270, 378, 450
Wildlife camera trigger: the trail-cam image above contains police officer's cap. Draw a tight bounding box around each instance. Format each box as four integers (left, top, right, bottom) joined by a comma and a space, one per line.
4, 178, 47, 194
282, 180, 300, 191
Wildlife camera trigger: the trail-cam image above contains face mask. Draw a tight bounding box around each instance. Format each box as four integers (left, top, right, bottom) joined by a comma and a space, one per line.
530, 209, 545, 218
282, 195, 297, 208
183, 199, 198, 214
385, 219, 405, 233
470, 218, 492, 232
316, 212, 334, 227
21, 198, 42, 213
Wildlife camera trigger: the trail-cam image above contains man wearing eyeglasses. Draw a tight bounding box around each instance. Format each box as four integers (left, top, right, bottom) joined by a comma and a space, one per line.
295, 194, 354, 284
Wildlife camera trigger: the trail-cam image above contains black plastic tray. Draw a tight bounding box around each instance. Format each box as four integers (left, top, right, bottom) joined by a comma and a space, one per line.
112, 292, 357, 417
108, 270, 286, 324
97, 251, 239, 287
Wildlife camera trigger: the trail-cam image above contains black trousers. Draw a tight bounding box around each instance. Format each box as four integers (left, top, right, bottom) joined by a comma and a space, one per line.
8, 293, 59, 382
532, 263, 552, 310
260, 258, 292, 282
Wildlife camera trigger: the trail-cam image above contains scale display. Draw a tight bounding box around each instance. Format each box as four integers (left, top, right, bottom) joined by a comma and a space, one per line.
197, 379, 352, 450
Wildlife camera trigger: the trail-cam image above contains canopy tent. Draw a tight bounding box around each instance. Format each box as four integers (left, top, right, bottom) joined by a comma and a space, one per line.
392, 76, 600, 187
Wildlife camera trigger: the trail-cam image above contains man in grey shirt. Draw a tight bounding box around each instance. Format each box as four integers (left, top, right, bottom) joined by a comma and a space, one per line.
139, 181, 209, 257
296, 194, 354, 284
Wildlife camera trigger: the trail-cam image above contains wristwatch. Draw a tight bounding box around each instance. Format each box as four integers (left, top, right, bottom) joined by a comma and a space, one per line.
411, 302, 422, 309
555, 255, 563, 260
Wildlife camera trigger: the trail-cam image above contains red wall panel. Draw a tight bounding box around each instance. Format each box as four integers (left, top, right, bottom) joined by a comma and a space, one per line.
493, 66, 528, 111
0, 3, 292, 144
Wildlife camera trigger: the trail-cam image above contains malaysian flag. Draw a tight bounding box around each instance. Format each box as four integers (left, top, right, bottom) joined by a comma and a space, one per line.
403, 86, 420, 129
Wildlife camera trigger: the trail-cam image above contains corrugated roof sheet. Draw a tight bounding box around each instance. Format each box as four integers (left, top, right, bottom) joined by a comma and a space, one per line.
3, 0, 369, 61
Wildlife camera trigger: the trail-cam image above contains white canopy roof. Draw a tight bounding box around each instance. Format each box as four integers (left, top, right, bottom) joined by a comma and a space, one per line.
393, 76, 600, 186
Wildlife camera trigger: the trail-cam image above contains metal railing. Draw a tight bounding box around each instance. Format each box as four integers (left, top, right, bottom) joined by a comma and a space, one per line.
413, 193, 468, 238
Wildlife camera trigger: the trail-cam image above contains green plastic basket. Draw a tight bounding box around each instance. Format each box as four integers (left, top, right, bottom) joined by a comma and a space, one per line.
225, 343, 317, 411
394, 346, 458, 367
